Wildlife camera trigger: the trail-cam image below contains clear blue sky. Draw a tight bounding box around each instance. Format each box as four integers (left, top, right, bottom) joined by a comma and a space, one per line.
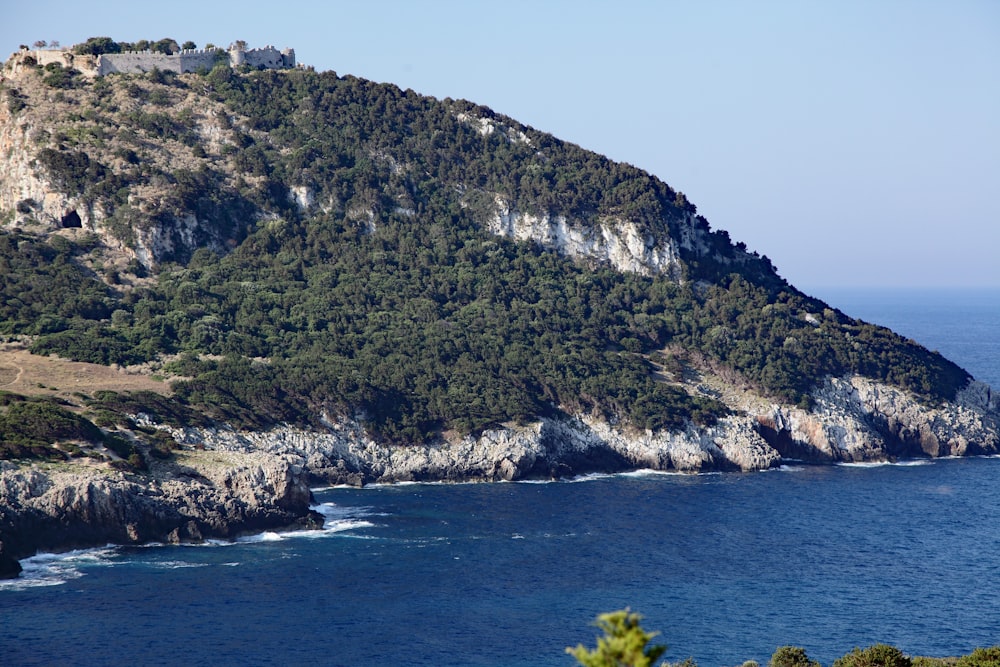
5, 1, 999, 292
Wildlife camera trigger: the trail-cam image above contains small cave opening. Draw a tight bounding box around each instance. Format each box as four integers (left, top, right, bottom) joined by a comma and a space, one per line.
61, 210, 82, 228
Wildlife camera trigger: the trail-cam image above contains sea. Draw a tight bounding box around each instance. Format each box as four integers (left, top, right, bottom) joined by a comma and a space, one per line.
2, 287, 999, 667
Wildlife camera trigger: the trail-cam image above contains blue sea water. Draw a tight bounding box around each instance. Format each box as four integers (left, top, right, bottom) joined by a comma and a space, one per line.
2, 288, 999, 667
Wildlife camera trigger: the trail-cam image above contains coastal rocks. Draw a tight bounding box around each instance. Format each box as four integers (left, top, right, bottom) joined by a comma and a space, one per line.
2, 374, 997, 572
0, 453, 319, 564
156, 375, 999, 488
0, 540, 21, 579
162, 408, 784, 488
754, 377, 1000, 463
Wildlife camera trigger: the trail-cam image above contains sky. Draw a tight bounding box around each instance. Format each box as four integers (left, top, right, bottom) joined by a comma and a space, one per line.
4, 1, 999, 293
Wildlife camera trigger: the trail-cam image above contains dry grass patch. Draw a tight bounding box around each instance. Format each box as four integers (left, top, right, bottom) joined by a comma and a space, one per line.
0, 345, 171, 399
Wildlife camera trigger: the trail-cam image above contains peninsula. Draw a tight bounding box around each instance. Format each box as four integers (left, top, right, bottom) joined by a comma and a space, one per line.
1, 37, 997, 577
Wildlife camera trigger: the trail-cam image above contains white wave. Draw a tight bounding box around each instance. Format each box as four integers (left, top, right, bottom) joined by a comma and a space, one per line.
147, 560, 209, 570
762, 464, 807, 473
236, 531, 285, 543
0, 546, 120, 591
198, 538, 242, 548
838, 458, 933, 468
840, 458, 932, 467
619, 468, 691, 478
310, 484, 363, 492
363, 478, 482, 488
313, 501, 374, 520
178, 506, 379, 547
837, 461, 895, 468
323, 519, 376, 533
514, 468, 712, 484
567, 471, 620, 483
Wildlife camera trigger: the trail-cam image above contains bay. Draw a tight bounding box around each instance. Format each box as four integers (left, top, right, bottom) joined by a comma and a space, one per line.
2, 288, 999, 667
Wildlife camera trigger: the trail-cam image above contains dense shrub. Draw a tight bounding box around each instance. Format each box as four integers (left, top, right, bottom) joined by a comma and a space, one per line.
0, 395, 104, 459
769, 646, 821, 667
833, 645, 912, 667
955, 647, 1000, 667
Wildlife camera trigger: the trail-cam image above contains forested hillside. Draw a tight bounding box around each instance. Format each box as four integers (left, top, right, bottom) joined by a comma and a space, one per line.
0, 45, 971, 455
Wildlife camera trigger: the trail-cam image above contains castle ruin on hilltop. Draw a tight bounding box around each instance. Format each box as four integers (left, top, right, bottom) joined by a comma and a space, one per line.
5, 43, 296, 78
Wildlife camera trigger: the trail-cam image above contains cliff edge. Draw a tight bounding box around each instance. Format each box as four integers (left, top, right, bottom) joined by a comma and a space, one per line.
0, 451, 320, 573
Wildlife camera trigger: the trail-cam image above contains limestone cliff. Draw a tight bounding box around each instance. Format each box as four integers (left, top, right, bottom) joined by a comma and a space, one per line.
0, 59, 258, 268
487, 195, 686, 279
0, 452, 320, 565
147, 374, 999, 486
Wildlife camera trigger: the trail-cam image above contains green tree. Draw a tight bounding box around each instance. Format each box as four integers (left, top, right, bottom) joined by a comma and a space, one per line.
769, 646, 821, 667
833, 644, 912, 667
151, 38, 180, 55
567, 609, 667, 667
955, 647, 1000, 667
73, 36, 121, 55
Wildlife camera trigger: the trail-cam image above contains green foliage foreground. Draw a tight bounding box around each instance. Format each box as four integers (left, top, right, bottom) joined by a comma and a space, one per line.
568, 610, 999, 667
567, 609, 667, 667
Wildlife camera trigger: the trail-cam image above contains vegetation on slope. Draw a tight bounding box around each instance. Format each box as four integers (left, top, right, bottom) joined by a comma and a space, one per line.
0, 45, 972, 451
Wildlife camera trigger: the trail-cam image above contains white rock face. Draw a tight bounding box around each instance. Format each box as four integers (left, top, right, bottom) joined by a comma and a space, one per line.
160, 409, 782, 485
455, 112, 532, 145
755, 376, 999, 462
0, 452, 317, 560
146, 373, 1000, 486
289, 185, 315, 211
488, 196, 684, 279
0, 105, 94, 230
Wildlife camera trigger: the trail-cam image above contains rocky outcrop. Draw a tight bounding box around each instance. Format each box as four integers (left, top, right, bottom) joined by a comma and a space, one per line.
754, 377, 999, 463
0, 540, 21, 579
0, 64, 255, 268
483, 196, 775, 284
151, 375, 999, 487
0, 98, 99, 232
487, 196, 685, 280
159, 411, 781, 486
0, 453, 321, 564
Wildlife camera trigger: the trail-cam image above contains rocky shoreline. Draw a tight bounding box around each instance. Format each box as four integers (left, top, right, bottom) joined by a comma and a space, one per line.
158, 375, 1000, 485
0, 450, 322, 578
2, 375, 998, 579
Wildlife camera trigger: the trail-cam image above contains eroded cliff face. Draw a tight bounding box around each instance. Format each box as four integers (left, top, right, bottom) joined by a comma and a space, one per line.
0, 64, 255, 268
0, 100, 100, 232
0, 451, 319, 562
143, 375, 999, 488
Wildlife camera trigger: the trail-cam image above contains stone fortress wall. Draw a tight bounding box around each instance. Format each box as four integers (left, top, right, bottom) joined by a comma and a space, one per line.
5, 44, 295, 78
98, 45, 295, 75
